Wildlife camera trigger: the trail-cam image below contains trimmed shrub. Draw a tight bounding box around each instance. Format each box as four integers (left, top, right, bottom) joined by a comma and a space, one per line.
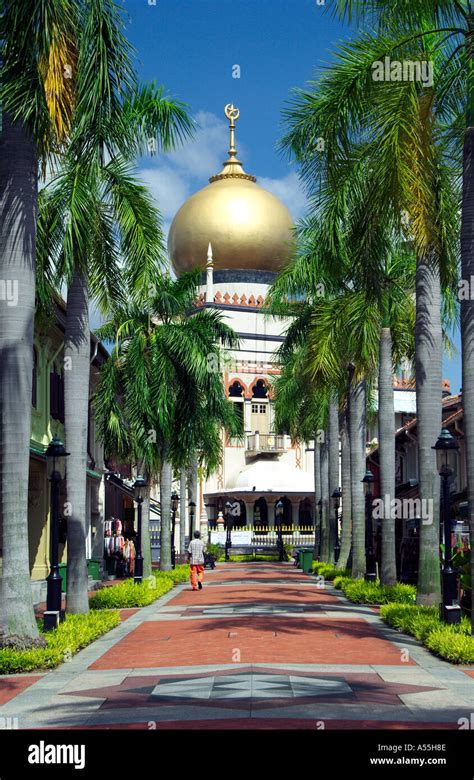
341, 579, 416, 605
333, 575, 352, 590
89, 576, 174, 609
159, 564, 189, 583
380, 603, 440, 641
380, 603, 474, 663
425, 627, 474, 664
0, 611, 120, 674
312, 562, 350, 581
206, 543, 224, 561
90, 566, 189, 609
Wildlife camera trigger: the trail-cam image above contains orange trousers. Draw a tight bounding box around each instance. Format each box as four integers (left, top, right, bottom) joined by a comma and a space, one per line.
190, 564, 204, 589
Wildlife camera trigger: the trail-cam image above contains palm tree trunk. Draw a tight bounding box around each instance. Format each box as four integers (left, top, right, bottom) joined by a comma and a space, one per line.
141, 489, 152, 581
338, 409, 352, 571
160, 453, 172, 571
313, 440, 321, 559
64, 268, 90, 614
349, 376, 366, 579
460, 115, 474, 632
379, 326, 397, 585
320, 437, 329, 562
179, 469, 187, 555
415, 255, 442, 605
0, 114, 40, 641
328, 395, 339, 564
137, 463, 152, 580
188, 453, 198, 539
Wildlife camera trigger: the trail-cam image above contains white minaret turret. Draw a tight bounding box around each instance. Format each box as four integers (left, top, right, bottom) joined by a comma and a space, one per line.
206, 242, 214, 303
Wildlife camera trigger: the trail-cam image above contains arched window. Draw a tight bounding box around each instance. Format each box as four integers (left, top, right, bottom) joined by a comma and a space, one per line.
229, 380, 244, 397
299, 498, 313, 529
253, 497, 268, 530
276, 496, 293, 531
252, 379, 268, 399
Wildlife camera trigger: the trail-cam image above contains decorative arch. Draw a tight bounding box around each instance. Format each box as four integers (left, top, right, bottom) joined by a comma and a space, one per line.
299, 498, 314, 528
228, 378, 248, 398
250, 377, 269, 399
276, 495, 293, 531
253, 497, 268, 529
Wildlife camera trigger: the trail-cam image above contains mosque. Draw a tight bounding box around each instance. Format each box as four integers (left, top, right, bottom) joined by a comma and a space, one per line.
167, 104, 316, 539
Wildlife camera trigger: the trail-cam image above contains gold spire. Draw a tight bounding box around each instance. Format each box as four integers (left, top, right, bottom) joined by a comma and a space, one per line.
209, 103, 256, 183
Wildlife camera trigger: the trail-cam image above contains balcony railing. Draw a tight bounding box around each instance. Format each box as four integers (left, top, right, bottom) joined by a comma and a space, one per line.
246, 433, 286, 455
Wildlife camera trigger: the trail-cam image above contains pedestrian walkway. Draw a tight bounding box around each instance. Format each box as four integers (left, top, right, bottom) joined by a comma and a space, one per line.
2, 562, 474, 729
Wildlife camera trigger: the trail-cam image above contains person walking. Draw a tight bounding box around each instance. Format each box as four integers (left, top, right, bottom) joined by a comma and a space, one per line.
188, 530, 206, 591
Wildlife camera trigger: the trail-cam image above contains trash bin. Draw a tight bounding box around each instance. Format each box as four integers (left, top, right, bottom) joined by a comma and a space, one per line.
299, 549, 314, 574
58, 563, 67, 592
87, 559, 101, 580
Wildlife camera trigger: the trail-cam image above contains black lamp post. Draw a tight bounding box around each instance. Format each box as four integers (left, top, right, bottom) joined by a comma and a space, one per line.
275, 499, 284, 561
171, 491, 179, 569
362, 467, 377, 581
433, 428, 461, 624
188, 500, 196, 543
44, 435, 70, 631
316, 498, 323, 560
332, 487, 342, 563
133, 475, 146, 584
225, 500, 233, 561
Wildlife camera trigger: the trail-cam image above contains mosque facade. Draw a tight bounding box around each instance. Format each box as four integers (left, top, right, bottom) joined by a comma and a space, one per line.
167, 105, 316, 539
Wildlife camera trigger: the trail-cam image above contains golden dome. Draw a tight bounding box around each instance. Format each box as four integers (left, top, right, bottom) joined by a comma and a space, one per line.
168, 105, 294, 275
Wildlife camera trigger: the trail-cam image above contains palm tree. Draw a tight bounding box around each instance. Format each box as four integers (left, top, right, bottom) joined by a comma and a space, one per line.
322, 0, 473, 617
339, 406, 352, 570
37, 0, 194, 611
281, 19, 459, 597
94, 272, 240, 572
0, 0, 80, 643
328, 395, 339, 564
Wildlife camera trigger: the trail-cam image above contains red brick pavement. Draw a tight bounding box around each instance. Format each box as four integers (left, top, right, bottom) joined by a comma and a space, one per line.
170, 584, 338, 606
91, 614, 412, 669
0, 675, 44, 705
63, 719, 456, 730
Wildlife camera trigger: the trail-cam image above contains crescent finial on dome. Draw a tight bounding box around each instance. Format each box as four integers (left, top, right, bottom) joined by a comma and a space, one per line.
209, 104, 257, 184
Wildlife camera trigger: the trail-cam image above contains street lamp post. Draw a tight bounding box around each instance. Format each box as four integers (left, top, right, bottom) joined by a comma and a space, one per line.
316, 498, 322, 560
170, 491, 179, 569
133, 476, 147, 584
433, 429, 461, 624
362, 468, 377, 582
275, 499, 284, 561
332, 487, 342, 563
44, 435, 70, 631
188, 500, 196, 544
225, 500, 233, 561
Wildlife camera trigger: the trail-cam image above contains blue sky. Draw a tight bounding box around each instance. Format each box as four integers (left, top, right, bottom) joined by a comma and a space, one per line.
122, 0, 462, 394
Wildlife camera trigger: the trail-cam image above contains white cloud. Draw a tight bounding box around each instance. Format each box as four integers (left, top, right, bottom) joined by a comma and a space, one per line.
140, 165, 190, 222
138, 111, 308, 239
258, 171, 307, 221
166, 110, 233, 179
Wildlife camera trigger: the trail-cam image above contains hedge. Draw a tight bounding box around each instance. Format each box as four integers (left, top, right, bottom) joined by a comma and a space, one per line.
0, 611, 120, 674
89, 565, 189, 609
341, 579, 416, 605
381, 603, 474, 664
312, 562, 350, 581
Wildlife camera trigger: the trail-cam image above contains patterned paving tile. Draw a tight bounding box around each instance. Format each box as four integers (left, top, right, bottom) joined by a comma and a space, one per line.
63, 666, 441, 712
